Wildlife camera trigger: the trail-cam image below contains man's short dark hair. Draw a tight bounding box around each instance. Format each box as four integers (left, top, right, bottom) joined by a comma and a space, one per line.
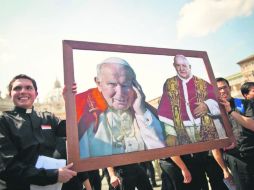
215, 77, 230, 86
241, 82, 254, 96
8, 74, 38, 95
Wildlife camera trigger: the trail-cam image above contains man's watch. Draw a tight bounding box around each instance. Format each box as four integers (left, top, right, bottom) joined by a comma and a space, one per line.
228, 110, 234, 115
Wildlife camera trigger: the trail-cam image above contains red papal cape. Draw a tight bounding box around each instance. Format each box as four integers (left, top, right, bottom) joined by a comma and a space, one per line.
75, 88, 107, 139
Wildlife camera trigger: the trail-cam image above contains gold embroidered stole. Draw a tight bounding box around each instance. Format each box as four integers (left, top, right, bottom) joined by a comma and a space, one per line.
194, 76, 219, 141
166, 76, 191, 145
166, 76, 218, 144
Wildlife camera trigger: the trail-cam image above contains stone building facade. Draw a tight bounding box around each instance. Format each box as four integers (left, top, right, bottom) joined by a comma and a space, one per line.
227, 54, 254, 98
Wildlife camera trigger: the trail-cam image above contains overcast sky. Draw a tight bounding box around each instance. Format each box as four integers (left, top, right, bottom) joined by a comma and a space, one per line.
1, 0, 254, 101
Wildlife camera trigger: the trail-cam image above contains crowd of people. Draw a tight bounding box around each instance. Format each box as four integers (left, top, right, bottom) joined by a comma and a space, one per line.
0, 55, 254, 190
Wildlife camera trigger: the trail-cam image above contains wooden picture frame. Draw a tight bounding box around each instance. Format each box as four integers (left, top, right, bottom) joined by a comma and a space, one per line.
63, 40, 233, 172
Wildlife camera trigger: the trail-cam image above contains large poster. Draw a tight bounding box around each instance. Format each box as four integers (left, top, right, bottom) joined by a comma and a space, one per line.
63, 40, 233, 172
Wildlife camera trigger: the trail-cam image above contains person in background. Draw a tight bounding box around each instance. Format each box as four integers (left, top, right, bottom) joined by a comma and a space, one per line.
216, 77, 242, 140
87, 170, 101, 190
160, 153, 209, 190
205, 150, 231, 190
240, 81, 254, 100
160, 150, 230, 190
107, 164, 152, 190
217, 77, 254, 190
0, 74, 91, 190
140, 161, 159, 187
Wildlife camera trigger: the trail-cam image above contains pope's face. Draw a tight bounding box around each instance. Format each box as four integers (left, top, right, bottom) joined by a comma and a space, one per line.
96, 63, 135, 110
174, 57, 191, 79
10, 78, 38, 109
217, 81, 231, 100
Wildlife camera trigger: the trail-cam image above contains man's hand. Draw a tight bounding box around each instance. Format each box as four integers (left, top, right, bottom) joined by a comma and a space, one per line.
57, 163, 77, 183
223, 168, 233, 180
219, 97, 231, 113
132, 79, 146, 115
181, 168, 192, 183
62, 83, 77, 101
107, 167, 121, 188
171, 156, 192, 184
224, 140, 236, 150
110, 175, 121, 188
194, 102, 208, 117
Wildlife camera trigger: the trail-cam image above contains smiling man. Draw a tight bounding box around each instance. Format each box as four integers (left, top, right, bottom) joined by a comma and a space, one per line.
218, 78, 254, 190
0, 74, 91, 190
9, 76, 38, 109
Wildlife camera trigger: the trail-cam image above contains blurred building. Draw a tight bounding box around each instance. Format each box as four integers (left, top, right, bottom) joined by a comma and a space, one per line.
39, 79, 66, 119
0, 96, 12, 115
226, 54, 254, 98
226, 72, 243, 98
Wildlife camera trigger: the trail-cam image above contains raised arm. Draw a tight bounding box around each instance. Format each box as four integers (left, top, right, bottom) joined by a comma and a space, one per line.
171, 156, 192, 183
220, 97, 254, 132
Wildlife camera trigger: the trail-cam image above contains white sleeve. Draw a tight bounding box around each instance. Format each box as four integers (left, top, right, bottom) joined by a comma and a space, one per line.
135, 110, 166, 149
204, 99, 221, 116
163, 123, 177, 136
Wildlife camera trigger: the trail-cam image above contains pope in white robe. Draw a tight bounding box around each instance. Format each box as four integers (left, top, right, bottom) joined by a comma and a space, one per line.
76, 58, 165, 159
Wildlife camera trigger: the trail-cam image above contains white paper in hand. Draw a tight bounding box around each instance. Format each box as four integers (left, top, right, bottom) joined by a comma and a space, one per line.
30, 155, 66, 190
35, 156, 66, 169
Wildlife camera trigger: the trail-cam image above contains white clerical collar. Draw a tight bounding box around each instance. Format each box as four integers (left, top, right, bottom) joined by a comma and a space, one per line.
177, 74, 193, 83
14, 106, 33, 114
26, 108, 33, 113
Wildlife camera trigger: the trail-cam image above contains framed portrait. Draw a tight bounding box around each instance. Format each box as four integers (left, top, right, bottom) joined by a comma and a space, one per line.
63, 40, 233, 172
